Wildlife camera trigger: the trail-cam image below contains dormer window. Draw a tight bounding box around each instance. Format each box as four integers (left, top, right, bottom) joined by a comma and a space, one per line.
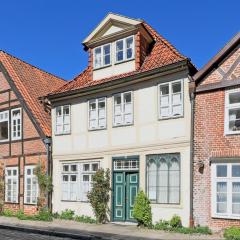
116, 36, 134, 63
93, 44, 111, 69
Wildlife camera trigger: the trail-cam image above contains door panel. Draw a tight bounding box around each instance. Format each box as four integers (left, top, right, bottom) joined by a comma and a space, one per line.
126, 173, 138, 221
113, 172, 125, 221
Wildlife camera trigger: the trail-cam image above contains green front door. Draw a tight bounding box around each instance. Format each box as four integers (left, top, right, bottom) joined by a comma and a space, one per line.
113, 172, 139, 222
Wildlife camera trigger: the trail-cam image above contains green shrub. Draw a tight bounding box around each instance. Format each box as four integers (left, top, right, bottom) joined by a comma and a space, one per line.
87, 169, 111, 224
169, 215, 182, 228
35, 208, 52, 221
59, 209, 75, 220
154, 220, 170, 231
75, 215, 96, 224
224, 227, 240, 240
2, 209, 15, 217
133, 190, 152, 227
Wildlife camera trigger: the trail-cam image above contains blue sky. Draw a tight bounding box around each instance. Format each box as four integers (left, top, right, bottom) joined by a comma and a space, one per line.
0, 0, 239, 80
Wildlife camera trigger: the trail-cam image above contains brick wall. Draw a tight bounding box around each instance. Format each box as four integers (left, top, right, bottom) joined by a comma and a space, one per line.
0, 70, 47, 215
193, 45, 240, 230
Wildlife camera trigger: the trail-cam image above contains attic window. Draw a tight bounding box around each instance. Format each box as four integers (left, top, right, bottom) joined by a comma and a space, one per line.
93, 44, 111, 69
116, 36, 134, 63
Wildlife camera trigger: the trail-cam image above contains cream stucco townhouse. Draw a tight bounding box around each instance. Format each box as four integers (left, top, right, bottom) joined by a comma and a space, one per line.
45, 13, 197, 226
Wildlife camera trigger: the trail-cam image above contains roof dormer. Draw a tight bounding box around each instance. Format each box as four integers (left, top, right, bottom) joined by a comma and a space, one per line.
83, 13, 154, 81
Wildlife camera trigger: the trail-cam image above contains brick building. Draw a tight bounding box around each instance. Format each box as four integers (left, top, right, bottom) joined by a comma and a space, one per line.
0, 51, 65, 214
193, 33, 240, 230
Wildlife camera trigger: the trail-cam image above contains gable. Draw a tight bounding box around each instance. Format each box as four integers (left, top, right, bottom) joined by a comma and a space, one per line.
198, 45, 240, 87
83, 13, 142, 46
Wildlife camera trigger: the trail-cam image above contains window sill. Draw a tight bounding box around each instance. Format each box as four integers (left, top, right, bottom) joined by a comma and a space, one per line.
113, 123, 134, 128
212, 214, 240, 220
23, 203, 37, 206
93, 64, 112, 71
224, 131, 240, 136
4, 202, 19, 204
61, 200, 90, 203
115, 57, 135, 65
55, 132, 71, 136
88, 127, 107, 132
158, 115, 184, 121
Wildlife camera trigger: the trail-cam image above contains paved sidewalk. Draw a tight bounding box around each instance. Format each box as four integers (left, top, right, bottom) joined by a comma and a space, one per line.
0, 216, 223, 240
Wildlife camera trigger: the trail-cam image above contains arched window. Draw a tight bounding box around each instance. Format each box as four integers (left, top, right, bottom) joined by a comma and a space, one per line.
169, 157, 180, 203
148, 160, 157, 201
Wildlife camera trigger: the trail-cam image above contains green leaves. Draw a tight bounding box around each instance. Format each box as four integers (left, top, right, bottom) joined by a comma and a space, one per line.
87, 168, 111, 224
133, 190, 152, 227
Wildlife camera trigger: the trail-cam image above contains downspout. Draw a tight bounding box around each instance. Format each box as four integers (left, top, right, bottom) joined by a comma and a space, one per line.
189, 77, 196, 227
43, 137, 52, 212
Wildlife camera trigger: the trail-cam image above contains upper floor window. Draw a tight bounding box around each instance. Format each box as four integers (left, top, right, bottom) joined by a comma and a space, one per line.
93, 44, 111, 69
11, 108, 21, 140
225, 89, 240, 134
159, 80, 183, 119
56, 105, 71, 135
113, 91, 133, 126
5, 167, 18, 203
88, 98, 106, 130
212, 163, 240, 219
0, 111, 9, 142
116, 36, 134, 63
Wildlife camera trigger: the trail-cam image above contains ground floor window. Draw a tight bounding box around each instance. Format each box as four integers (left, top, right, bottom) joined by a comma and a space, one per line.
61, 161, 99, 202
212, 162, 240, 218
146, 153, 180, 204
5, 167, 18, 203
24, 166, 38, 204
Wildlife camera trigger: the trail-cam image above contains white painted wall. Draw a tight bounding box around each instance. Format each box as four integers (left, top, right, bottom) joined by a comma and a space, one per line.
52, 71, 192, 226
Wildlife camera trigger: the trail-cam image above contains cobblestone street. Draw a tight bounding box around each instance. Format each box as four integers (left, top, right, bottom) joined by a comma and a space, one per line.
0, 229, 74, 240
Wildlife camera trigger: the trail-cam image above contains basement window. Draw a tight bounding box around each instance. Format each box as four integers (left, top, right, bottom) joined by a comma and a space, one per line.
225, 89, 240, 134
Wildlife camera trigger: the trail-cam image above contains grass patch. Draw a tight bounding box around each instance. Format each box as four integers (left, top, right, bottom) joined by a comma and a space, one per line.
153, 219, 211, 235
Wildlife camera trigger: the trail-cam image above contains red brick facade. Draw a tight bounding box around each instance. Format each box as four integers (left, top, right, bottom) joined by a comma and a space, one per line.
193, 41, 240, 230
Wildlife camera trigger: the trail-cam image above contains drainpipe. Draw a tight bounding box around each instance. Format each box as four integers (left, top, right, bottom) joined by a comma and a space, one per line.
43, 137, 52, 212
189, 77, 196, 227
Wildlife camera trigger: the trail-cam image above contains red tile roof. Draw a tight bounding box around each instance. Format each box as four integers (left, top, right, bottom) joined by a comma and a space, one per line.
0, 51, 66, 137
51, 22, 187, 95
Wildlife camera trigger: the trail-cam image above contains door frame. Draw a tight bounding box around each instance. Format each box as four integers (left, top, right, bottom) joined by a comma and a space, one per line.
111, 155, 140, 222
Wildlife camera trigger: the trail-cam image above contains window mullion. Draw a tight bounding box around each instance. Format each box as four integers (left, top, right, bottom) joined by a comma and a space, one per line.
169, 83, 172, 117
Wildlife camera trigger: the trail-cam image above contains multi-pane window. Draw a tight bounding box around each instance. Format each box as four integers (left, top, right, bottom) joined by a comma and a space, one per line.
5, 167, 18, 203
0, 111, 9, 142
116, 36, 134, 63
212, 163, 240, 218
11, 108, 21, 140
146, 154, 180, 204
24, 166, 38, 204
225, 89, 240, 134
93, 44, 111, 69
88, 98, 106, 130
113, 92, 133, 126
159, 80, 183, 119
61, 162, 99, 202
56, 105, 70, 134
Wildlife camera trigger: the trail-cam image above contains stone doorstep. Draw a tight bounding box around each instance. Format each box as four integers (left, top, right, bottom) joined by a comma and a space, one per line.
0, 217, 224, 240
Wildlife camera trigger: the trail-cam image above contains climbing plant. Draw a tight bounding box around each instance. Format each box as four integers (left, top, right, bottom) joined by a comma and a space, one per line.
87, 168, 111, 224
34, 163, 53, 210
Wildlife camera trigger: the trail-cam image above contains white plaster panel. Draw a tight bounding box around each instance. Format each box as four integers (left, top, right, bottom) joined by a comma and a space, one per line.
88, 131, 108, 149
111, 127, 136, 146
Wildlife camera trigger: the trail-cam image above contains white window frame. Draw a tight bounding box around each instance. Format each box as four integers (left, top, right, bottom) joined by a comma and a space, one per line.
11, 108, 21, 141
115, 36, 135, 63
61, 161, 100, 202
24, 166, 38, 205
55, 105, 71, 135
211, 163, 240, 219
0, 110, 9, 142
88, 97, 107, 130
113, 91, 133, 126
5, 167, 18, 203
93, 43, 112, 69
225, 88, 240, 135
158, 80, 184, 119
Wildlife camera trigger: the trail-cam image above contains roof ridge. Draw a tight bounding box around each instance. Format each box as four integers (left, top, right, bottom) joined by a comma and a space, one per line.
142, 22, 186, 60
0, 50, 65, 82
